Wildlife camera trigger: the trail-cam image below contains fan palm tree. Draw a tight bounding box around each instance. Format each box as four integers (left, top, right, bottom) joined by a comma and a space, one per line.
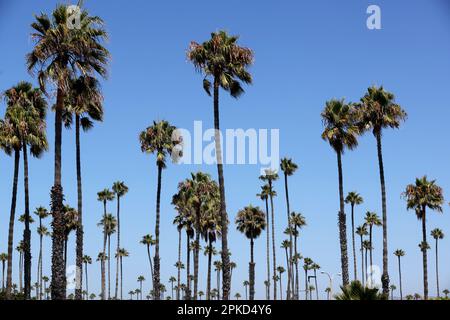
42, 276, 49, 300
280, 157, 298, 299
115, 248, 129, 300
390, 284, 397, 300
198, 291, 204, 300
403, 176, 444, 299
259, 169, 279, 300
188, 31, 253, 300
356, 225, 368, 286
321, 99, 359, 286
234, 293, 241, 300
357, 86, 407, 295
277, 266, 286, 300
34, 206, 49, 300
303, 258, 313, 300
98, 213, 116, 299
443, 289, 449, 299
82, 255, 92, 298
345, 192, 363, 281
27, 3, 109, 299
111, 181, 128, 299
236, 206, 266, 301
393, 249, 405, 300
97, 188, 114, 299
257, 184, 271, 300
203, 215, 220, 300
364, 211, 382, 271
243, 281, 249, 300
290, 212, 306, 299
137, 276, 145, 300
139, 120, 181, 300
173, 214, 184, 300
431, 228, 444, 298
140, 234, 156, 289
169, 276, 176, 299
311, 263, 321, 300
36, 226, 49, 299
362, 240, 372, 285
0, 253, 7, 291
213, 260, 222, 300
63, 205, 79, 271
15, 242, 24, 293
97, 252, 107, 300
128, 290, 134, 300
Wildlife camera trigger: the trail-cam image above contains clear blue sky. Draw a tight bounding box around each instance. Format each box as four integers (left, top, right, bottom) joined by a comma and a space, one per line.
0, 0, 450, 299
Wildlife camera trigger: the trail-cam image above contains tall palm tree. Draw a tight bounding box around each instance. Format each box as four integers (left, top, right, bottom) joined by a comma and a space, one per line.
393, 249, 405, 300
97, 188, 114, 299
115, 248, 129, 300
358, 86, 407, 295
356, 225, 368, 286
169, 276, 176, 299
140, 234, 156, 289
234, 293, 241, 300
97, 252, 107, 299
140, 120, 180, 300
257, 184, 271, 300
27, 4, 109, 299
235, 205, 266, 301
259, 169, 279, 300
15, 242, 24, 293
82, 255, 92, 299
321, 99, 359, 286
202, 212, 220, 300
431, 228, 444, 298
280, 240, 291, 300
345, 192, 363, 281
111, 181, 128, 299
173, 214, 184, 300
243, 280, 249, 300
390, 285, 397, 300
188, 31, 253, 300
364, 211, 382, 272
42, 276, 49, 299
311, 263, 321, 300
36, 226, 49, 299
34, 206, 49, 300
403, 176, 444, 300
280, 157, 298, 299
362, 240, 372, 286
137, 276, 145, 300
62, 205, 79, 272
303, 258, 313, 300
277, 266, 286, 300
213, 260, 222, 300
0, 253, 7, 291
98, 213, 116, 299
290, 212, 306, 299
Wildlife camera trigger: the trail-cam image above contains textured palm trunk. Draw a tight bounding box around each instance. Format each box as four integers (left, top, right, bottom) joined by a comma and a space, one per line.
350, 204, 357, 281
185, 232, 191, 300
108, 234, 111, 299
269, 180, 277, 300
207, 240, 213, 300
120, 257, 123, 299
22, 142, 32, 300
114, 195, 121, 299
397, 256, 402, 300
336, 151, 349, 286
84, 262, 89, 298
314, 269, 319, 300
304, 268, 308, 300
376, 133, 390, 296
51, 86, 66, 300
369, 226, 373, 273
2, 261, 5, 291
217, 269, 221, 300
249, 237, 255, 300
264, 197, 270, 300
146, 245, 154, 288
360, 236, 365, 287
421, 206, 428, 300
101, 201, 107, 300
153, 164, 162, 300
279, 271, 283, 300
213, 77, 230, 300
193, 206, 201, 300
283, 173, 293, 299
6, 148, 20, 297
19, 251, 23, 293
177, 230, 181, 300
435, 238, 440, 298
294, 227, 299, 299
38, 219, 43, 300
75, 115, 83, 300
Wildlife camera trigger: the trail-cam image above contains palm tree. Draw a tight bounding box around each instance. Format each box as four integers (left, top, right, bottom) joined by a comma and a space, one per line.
403, 176, 444, 299
393, 249, 405, 300
356, 225, 368, 286
128, 290, 134, 300
364, 211, 382, 272
358, 86, 407, 295
188, 31, 253, 300
335, 281, 384, 300
431, 228, 444, 298
362, 241, 372, 285
63, 205, 79, 271
98, 213, 117, 299
42, 276, 49, 300
198, 291, 204, 300
257, 184, 271, 299
97, 188, 115, 299
137, 276, 145, 300
82, 255, 92, 298
290, 212, 306, 299
213, 260, 222, 300
311, 263, 321, 300
234, 293, 241, 300
443, 289, 449, 299
277, 266, 286, 300
345, 192, 363, 281
111, 181, 128, 299
280, 157, 298, 299
0, 253, 7, 291
97, 252, 107, 300
390, 284, 397, 300
259, 169, 279, 300
115, 248, 129, 300
140, 234, 156, 289
15, 242, 24, 293
203, 237, 218, 300
173, 214, 184, 300
303, 258, 313, 300
243, 281, 249, 300
140, 120, 180, 300
27, 4, 109, 299
89, 293, 96, 300
34, 206, 49, 300
169, 276, 176, 299
321, 99, 359, 286
236, 206, 266, 301
280, 240, 291, 300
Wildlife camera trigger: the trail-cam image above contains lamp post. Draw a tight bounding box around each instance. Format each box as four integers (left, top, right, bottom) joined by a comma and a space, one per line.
321, 271, 341, 300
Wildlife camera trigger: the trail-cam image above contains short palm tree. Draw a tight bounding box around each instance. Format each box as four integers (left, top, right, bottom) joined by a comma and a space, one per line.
290, 211, 306, 299
234, 293, 241, 300
169, 276, 177, 299
364, 211, 382, 271
0, 253, 7, 291
345, 191, 363, 281
82, 255, 92, 298
188, 31, 253, 300
390, 284, 397, 300
236, 205, 266, 301
198, 291, 204, 300
431, 228, 444, 297
140, 234, 156, 289
97, 252, 107, 300
357, 86, 407, 295
243, 281, 249, 300
403, 176, 444, 299
443, 289, 449, 299
137, 276, 145, 300
98, 213, 117, 299
321, 99, 359, 286
115, 248, 129, 299
213, 260, 222, 300
303, 258, 313, 300
393, 249, 405, 300
140, 120, 181, 300
356, 225, 368, 286
34, 206, 49, 300
276, 266, 286, 300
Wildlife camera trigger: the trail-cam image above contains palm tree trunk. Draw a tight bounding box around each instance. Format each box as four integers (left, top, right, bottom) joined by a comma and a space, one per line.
376, 132, 390, 296
75, 115, 83, 300
269, 180, 277, 300
6, 148, 20, 297
108, 234, 111, 299
193, 207, 201, 299
217, 269, 221, 300
336, 151, 349, 286
51, 85, 66, 300
213, 76, 230, 300
153, 163, 162, 300
369, 226, 373, 275
249, 237, 255, 300
186, 232, 191, 300
115, 195, 121, 299
351, 204, 357, 281
38, 220, 43, 300
435, 238, 440, 298
120, 256, 123, 299
2, 261, 5, 290
364, 248, 368, 286
314, 269, 319, 300
397, 256, 402, 300
101, 202, 107, 300
85, 262, 89, 298
279, 271, 283, 300
294, 228, 299, 300
207, 240, 213, 300
146, 245, 154, 288
264, 197, 270, 300
421, 206, 428, 300
360, 236, 365, 287
304, 269, 308, 300
19, 251, 23, 293
283, 173, 293, 299
177, 230, 181, 300
22, 142, 32, 300
284, 248, 289, 298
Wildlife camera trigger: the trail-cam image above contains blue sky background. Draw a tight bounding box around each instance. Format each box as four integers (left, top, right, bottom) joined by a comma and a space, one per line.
0, 0, 450, 299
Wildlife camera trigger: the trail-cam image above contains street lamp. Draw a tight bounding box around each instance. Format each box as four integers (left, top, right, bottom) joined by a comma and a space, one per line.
321, 271, 341, 300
